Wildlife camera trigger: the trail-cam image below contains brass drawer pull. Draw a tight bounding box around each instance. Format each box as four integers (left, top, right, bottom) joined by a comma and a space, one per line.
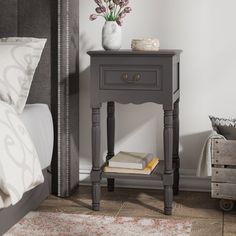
133, 74, 141, 81
122, 73, 129, 81
122, 73, 141, 83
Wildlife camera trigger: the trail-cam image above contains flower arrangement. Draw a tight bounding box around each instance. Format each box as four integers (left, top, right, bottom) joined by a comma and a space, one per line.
89, 0, 132, 26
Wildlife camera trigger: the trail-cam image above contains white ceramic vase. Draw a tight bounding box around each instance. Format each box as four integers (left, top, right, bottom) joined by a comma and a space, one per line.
102, 21, 122, 50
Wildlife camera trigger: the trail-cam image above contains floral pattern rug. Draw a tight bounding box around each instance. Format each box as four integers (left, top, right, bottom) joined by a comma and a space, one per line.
5, 212, 192, 236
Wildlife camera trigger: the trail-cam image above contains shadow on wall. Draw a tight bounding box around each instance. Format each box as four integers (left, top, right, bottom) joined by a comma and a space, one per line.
79, 32, 95, 170
180, 130, 212, 171
79, 32, 95, 64
114, 103, 164, 158
79, 66, 91, 169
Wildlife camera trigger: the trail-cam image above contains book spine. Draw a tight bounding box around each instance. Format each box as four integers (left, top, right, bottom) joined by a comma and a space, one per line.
141, 153, 153, 169
109, 162, 143, 169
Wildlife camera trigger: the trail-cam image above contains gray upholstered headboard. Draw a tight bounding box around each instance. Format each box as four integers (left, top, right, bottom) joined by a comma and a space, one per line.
0, 0, 80, 197
0, 0, 52, 106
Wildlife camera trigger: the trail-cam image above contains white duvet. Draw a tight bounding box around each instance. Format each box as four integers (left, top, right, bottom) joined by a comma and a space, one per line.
0, 101, 44, 209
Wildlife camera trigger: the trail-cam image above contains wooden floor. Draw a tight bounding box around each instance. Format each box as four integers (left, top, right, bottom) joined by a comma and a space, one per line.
38, 186, 236, 236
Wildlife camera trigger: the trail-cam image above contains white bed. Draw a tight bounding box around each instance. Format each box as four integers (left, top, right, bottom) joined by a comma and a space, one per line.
20, 104, 54, 170
0, 104, 53, 235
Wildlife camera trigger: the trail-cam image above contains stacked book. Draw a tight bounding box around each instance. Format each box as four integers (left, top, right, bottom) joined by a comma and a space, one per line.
104, 152, 159, 175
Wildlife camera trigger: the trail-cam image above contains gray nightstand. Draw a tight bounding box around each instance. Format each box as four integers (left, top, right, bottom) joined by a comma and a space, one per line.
88, 50, 182, 215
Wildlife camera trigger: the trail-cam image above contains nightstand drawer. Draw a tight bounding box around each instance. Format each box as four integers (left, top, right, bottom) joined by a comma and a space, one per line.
100, 65, 163, 90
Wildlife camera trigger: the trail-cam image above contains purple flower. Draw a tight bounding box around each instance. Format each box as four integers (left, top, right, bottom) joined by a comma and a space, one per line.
124, 0, 129, 5
90, 0, 131, 25
113, 0, 121, 5
109, 3, 115, 11
119, 0, 129, 8
124, 6, 132, 13
95, 6, 106, 13
119, 11, 126, 18
89, 14, 97, 21
116, 18, 123, 26
94, 0, 103, 6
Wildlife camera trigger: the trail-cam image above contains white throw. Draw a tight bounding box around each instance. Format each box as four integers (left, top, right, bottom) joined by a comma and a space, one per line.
0, 101, 44, 209
196, 131, 225, 177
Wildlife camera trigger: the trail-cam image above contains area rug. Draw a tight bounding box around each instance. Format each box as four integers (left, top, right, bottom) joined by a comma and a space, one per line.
4, 212, 192, 236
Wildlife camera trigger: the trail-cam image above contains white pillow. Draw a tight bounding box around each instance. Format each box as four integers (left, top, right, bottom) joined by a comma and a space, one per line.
0, 37, 47, 114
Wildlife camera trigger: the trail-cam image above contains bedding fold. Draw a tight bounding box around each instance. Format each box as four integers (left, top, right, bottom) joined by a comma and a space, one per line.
0, 101, 44, 209
20, 104, 54, 169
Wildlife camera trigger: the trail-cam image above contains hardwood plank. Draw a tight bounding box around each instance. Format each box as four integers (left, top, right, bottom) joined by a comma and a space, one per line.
118, 191, 223, 220
224, 213, 236, 236
37, 187, 228, 235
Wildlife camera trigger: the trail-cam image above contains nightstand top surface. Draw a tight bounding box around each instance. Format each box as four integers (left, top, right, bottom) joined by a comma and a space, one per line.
88, 49, 182, 56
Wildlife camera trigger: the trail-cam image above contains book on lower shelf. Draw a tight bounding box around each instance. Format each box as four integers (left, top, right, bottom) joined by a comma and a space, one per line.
108, 151, 154, 169
104, 157, 159, 175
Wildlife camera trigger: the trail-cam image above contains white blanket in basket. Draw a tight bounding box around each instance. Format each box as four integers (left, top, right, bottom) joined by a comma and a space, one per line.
197, 131, 225, 177
0, 101, 44, 208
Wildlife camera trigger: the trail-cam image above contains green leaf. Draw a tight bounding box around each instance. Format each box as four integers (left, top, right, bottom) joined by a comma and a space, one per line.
106, 12, 116, 21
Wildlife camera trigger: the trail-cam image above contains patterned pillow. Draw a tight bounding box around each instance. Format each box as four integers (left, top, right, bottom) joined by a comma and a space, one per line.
0, 37, 46, 114
209, 116, 236, 140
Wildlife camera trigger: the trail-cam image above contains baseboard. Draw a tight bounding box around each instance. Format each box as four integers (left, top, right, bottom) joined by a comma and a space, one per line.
79, 168, 211, 192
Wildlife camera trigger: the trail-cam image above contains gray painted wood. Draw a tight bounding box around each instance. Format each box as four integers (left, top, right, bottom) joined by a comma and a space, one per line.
212, 140, 236, 165
91, 107, 102, 210
106, 102, 115, 192
212, 183, 236, 200
212, 168, 236, 184
88, 49, 182, 56
163, 110, 174, 215
88, 52, 181, 110
88, 50, 182, 215
173, 99, 180, 195
100, 65, 163, 91
173, 63, 180, 93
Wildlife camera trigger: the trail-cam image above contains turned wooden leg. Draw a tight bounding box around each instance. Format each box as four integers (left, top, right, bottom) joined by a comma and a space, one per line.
173, 99, 180, 195
106, 102, 115, 192
91, 106, 101, 211
163, 109, 174, 215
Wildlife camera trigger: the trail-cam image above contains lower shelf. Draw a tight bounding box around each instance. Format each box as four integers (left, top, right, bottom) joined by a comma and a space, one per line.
101, 160, 165, 181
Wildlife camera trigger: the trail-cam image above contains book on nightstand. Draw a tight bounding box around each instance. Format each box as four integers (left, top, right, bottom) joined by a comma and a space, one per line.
108, 151, 154, 170
104, 157, 159, 175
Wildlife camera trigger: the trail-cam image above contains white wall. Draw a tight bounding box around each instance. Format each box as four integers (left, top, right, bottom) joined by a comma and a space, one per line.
79, 0, 236, 188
